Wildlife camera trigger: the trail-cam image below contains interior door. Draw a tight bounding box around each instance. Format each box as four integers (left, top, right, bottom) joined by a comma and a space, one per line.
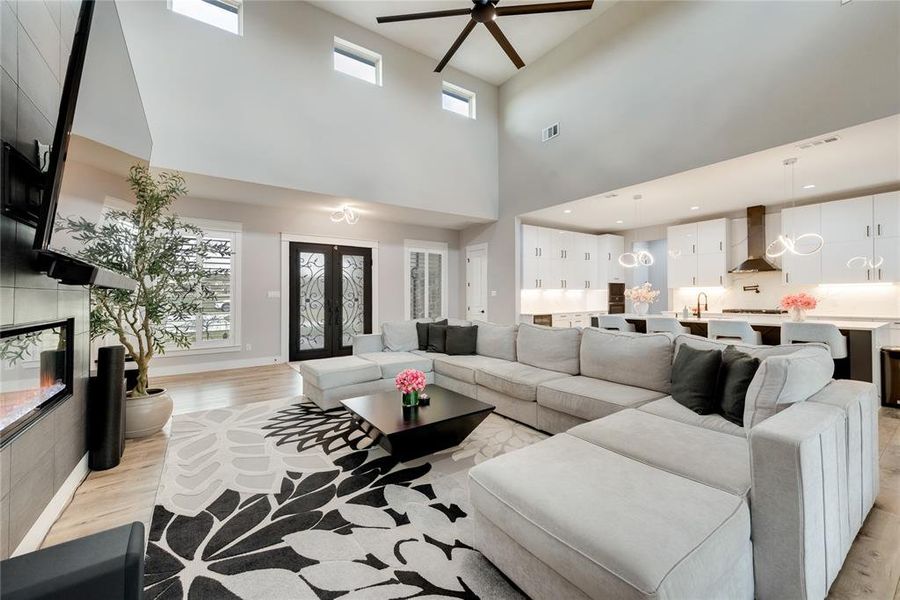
466, 245, 488, 321
289, 242, 372, 361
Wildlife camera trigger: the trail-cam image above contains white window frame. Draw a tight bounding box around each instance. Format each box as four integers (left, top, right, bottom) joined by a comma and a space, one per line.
333, 37, 383, 86
404, 240, 449, 321
442, 81, 476, 119
168, 0, 243, 35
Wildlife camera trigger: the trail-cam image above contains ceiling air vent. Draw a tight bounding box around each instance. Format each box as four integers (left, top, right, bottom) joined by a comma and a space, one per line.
542, 122, 559, 142
796, 135, 839, 150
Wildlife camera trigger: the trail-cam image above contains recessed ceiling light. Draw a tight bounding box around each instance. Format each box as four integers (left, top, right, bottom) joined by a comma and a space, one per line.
616, 219, 624, 224
563, 209, 572, 214
802, 184, 816, 189
690, 206, 700, 211
604, 193, 618, 198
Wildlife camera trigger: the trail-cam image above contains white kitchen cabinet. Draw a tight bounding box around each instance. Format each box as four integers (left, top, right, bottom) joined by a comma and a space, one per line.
821, 196, 874, 243
667, 220, 728, 288
875, 237, 900, 282
698, 219, 727, 255
875, 192, 900, 239
698, 252, 728, 287
522, 225, 559, 289
522, 227, 614, 290
596, 234, 625, 284
571, 233, 598, 289
781, 204, 822, 285
668, 223, 698, 258
821, 240, 876, 284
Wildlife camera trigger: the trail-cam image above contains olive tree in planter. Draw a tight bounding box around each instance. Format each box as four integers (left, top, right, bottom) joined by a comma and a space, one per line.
57, 165, 230, 437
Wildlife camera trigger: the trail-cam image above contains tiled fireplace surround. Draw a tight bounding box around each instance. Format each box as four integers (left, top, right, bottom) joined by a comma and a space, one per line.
0, 214, 90, 558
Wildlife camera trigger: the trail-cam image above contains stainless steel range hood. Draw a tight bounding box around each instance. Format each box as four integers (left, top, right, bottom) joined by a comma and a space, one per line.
730, 205, 779, 273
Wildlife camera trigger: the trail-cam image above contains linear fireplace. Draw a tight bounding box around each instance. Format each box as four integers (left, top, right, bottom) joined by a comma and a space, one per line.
0, 318, 74, 446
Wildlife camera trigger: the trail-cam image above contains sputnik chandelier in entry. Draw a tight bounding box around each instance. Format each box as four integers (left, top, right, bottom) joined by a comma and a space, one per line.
765, 158, 824, 258
618, 194, 655, 268
330, 205, 360, 225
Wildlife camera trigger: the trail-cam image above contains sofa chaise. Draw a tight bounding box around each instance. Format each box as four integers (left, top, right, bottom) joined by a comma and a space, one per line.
295, 319, 879, 599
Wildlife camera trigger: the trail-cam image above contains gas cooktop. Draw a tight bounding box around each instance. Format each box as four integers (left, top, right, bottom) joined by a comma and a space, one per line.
722, 309, 787, 315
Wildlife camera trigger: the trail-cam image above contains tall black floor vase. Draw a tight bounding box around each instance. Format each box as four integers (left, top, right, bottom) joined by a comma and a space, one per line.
89, 345, 126, 470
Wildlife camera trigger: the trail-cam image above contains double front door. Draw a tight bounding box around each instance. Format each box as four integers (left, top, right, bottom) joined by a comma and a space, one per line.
289, 242, 372, 361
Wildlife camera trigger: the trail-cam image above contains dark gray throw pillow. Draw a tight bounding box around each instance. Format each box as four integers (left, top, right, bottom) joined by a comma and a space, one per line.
671, 345, 722, 415
717, 346, 760, 426
417, 319, 446, 351
426, 323, 448, 353
446, 325, 477, 355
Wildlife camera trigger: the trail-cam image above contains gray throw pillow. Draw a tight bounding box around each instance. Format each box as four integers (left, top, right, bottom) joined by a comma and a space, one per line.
382, 321, 420, 352
671, 345, 722, 415
446, 325, 477, 355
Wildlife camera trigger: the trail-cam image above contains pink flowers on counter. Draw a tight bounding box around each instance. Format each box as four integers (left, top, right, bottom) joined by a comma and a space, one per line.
780, 292, 818, 310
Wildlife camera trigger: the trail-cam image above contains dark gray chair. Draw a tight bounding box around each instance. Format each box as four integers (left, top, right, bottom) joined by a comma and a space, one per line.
0, 522, 144, 600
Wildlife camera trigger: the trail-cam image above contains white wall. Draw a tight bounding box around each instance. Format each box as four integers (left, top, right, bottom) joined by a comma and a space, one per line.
469, 0, 900, 324
116, 0, 499, 221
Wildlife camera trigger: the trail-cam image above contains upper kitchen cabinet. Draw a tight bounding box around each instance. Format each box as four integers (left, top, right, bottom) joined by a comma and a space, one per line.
597, 234, 625, 284
667, 219, 728, 287
781, 204, 822, 284
875, 192, 900, 239
521, 226, 622, 290
821, 196, 873, 243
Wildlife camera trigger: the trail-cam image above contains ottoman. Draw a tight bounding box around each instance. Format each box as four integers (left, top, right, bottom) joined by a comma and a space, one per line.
297, 355, 382, 410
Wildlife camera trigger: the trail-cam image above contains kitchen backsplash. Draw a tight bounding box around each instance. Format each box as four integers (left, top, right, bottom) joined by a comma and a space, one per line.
521, 289, 608, 314
671, 271, 900, 317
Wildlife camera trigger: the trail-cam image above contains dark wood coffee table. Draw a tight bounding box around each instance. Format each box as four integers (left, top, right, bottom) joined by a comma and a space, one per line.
341, 385, 495, 461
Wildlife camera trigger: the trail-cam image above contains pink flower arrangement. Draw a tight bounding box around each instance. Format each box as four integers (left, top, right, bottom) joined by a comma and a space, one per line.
624, 282, 660, 304
395, 368, 427, 394
780, 292, 817, 310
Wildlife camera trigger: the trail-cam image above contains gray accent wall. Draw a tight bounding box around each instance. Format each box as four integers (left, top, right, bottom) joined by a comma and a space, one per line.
467, 0, 900, 324
0, 0, 89, 559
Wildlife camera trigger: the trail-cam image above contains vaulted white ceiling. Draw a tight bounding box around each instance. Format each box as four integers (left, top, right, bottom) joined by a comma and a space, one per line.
310, 0, 613, 85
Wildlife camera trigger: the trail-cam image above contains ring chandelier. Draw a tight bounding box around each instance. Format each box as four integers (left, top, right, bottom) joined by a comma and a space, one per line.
765, 157, 823, 259
618, 194, 655, 268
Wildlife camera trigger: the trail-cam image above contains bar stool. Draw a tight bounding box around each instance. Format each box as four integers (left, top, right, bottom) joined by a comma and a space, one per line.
780, 322, 848, 358
598, 315, 635, 332
645, 317, 690, 334
707, 319, 763, 345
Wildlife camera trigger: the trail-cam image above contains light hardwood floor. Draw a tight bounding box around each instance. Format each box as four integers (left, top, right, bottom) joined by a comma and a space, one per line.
42, 364, 900, 599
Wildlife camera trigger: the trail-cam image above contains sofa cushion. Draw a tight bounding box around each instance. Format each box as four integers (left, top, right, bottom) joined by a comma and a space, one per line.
469, 434, 751, 600
670, 345, 722, 415
431, 354, 513, 384
717, 346, 760, 426
382, 320, 422, 352
639, 396, 745, 437
743, 347, 834, 428
446, 325, 478, 355
298, 355, 381, 389
473, 320, 517, 362
516, 323, 580, 375
580, 328, 673, 394
356, 351, 433, 379
476, 361, 571, 401
568, 410, 751, 497
416, 319, 446, 350
536, 376, 665, 422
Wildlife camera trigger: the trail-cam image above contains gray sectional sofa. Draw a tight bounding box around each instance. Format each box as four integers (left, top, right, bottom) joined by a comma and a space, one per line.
296, 319, 879, 600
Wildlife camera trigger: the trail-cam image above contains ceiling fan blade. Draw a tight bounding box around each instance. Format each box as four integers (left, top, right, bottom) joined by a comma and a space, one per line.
434, 18, 477, 72
484, 20, 525, 69
495, 0, 593, 17
377, 8, 471, 24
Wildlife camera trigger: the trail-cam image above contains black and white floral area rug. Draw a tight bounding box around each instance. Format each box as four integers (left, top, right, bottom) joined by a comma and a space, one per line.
144, 397, 547, 599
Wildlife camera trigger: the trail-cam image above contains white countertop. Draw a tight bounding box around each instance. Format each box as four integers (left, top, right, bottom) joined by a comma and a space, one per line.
617, 313, 891, 331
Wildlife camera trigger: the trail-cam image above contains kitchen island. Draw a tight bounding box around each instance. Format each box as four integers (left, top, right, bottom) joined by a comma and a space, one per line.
596, 313, 892, 386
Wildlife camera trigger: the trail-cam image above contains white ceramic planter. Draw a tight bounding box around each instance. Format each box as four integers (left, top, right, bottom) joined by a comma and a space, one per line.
125, 388, 173, 438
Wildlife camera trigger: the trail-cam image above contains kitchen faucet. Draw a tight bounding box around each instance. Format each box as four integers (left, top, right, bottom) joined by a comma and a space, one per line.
696, 292, 708, 318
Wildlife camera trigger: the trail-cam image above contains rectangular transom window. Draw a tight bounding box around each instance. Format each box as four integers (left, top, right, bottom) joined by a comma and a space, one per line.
442, 82, 476, 119
169, 0, 242, 35
334, 37, 382, 86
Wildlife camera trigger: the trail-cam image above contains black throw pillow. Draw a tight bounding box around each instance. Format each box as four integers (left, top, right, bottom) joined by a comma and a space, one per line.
717, 346, 761, 426
426, 323, 448, 353
671, 345, 722, 415
446, 325, 477, 355
417, 319, 447, 351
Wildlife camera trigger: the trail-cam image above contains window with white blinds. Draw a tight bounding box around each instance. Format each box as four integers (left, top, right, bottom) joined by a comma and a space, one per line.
404, 241, 448, 320
165, 227, 240, 349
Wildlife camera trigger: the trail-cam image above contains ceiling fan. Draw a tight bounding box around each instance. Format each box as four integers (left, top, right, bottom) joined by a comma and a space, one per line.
376, 0, 594, 73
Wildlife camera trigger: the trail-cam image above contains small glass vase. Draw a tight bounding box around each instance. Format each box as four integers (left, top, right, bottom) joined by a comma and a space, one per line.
633, 302, 649, 316
789, 307, 807, 322
402, 390, 420, 407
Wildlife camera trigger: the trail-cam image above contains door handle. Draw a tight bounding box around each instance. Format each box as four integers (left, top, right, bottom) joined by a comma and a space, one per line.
867, 269, 871, 281
867, 225, 871, 237
879, 268, 883, 280
878, 223, 882, 236
719, 241, 723, 251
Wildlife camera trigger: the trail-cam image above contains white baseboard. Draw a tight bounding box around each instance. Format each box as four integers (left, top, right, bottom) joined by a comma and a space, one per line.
150, 355, 283, 377
12, 452, 89, 556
